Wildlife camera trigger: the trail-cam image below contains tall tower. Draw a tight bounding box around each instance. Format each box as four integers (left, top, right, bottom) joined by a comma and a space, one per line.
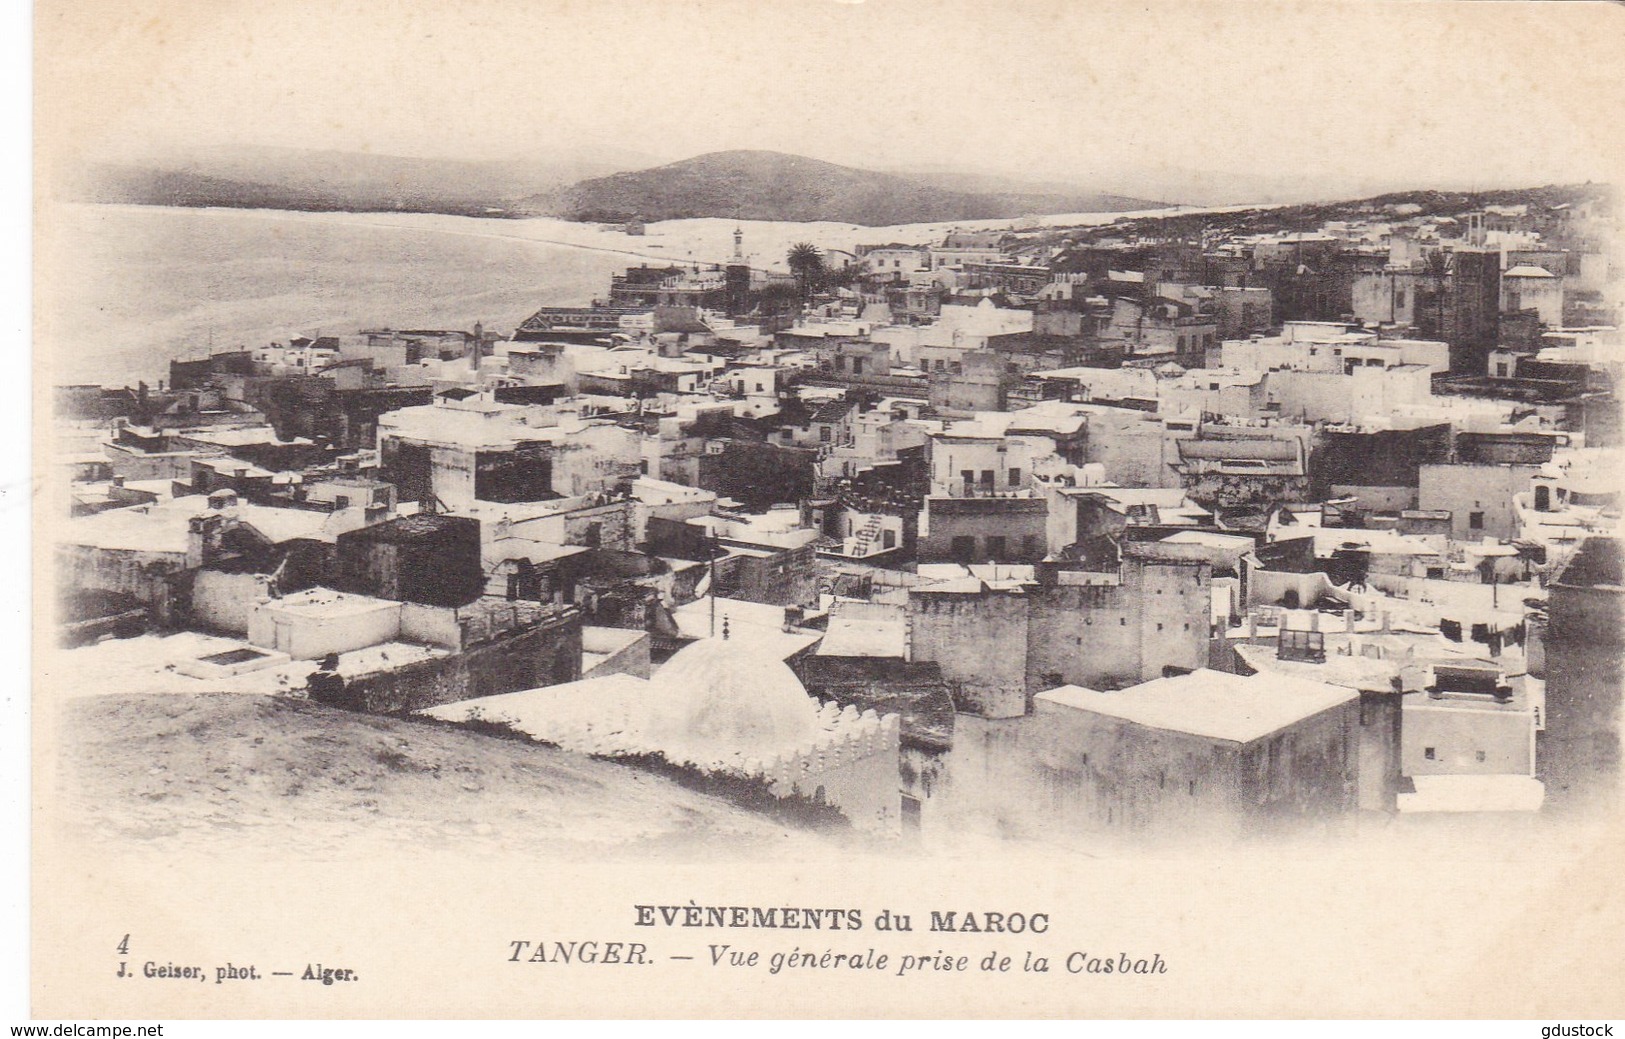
725, 226, 750, 315
1447, 248, 1500, 375
1538, 536, 1624, 815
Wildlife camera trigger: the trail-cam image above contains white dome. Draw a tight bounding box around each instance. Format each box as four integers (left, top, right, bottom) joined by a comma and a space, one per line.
646, 638, 820, 765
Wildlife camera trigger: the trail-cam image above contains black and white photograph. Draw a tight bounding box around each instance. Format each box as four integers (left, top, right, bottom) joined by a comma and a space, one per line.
24, 0, 1625, 1023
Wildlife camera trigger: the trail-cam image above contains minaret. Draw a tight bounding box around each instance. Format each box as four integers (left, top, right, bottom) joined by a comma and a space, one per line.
725, 226, 750, 315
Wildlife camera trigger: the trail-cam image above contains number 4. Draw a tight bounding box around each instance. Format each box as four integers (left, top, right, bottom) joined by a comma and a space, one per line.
116, 934, 130, 955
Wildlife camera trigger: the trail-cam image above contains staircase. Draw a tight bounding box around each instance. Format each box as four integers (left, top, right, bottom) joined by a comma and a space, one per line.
851, 515, 885, 557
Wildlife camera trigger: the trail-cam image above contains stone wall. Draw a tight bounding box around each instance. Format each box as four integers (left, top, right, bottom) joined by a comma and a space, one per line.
583, 626, 652, 679
1539, 542, 1624, 811
907, 590, 1029, 718
325, 607, 583, 714
190, 569, 268, 636
1403, 702, 1533, 777
920, 497, 1047, 564
57, 544, 187, 621
726, 544, 818, 607
756, 705, 902, 836
937, 697, 1362, 840
1026, 583, 1144, 692
1027, 556, 1211, 691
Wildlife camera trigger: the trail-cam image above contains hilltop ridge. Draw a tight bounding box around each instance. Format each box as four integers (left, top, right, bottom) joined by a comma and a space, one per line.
523, 149, 1165, 225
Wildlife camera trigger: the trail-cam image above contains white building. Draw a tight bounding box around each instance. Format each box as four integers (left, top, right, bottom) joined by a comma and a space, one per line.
1500, 265, 1564, 326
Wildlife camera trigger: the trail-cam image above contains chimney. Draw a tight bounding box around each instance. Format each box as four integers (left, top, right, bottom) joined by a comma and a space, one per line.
185, 514, 213, 569
1345, 610, 1356, 635
1381, 611, 1392, 633
110, 475, 125, 489
1309, 611, 1321, 632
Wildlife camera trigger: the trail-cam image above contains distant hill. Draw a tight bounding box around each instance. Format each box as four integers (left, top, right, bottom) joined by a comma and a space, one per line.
888, 160, 1573, 209
67, 144, 651, 217
65, 143, 1595, 223
1044, 182, 1613, 256
886, 165, 1167, 214
524, 150, 1168, 225
79, 165, 351, 214
69, 144, 1168, 223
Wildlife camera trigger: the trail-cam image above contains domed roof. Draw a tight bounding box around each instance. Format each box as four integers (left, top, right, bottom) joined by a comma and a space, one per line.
645, 637, 820, 766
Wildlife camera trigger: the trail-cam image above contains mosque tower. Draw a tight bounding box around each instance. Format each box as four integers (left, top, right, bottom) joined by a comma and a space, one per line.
725, 225, 751, 315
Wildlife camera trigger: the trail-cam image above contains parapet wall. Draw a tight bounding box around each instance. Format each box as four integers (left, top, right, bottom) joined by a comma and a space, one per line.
753, 704, 902, 836
323, 608, 583, 714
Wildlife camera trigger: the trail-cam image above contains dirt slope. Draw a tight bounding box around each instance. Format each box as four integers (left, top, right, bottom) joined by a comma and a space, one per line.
53, 693, 841, 861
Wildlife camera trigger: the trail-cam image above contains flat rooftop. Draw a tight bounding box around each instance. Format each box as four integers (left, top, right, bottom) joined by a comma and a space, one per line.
1038, 668, 1357, 744
263, 587, 400, 619
48, 632, 446, 698
817, 613, 907, 658
1160, 531, 1255, 551
669, 597, 823, 660
341, 512, 474, 543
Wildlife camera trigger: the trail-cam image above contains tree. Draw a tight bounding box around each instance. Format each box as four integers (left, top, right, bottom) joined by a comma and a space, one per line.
752, 280, 802, 318
1420, 247, 1450, 341
826, 262, 866, 290
786, 242, 826, 297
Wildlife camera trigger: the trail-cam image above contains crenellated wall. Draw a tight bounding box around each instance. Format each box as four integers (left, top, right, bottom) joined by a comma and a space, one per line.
748, 703, 902, 836
437, 690, 902, 836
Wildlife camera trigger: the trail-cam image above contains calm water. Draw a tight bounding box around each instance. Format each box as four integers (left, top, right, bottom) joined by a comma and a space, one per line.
39, 200, 1194, 387
39, 205, 637, 386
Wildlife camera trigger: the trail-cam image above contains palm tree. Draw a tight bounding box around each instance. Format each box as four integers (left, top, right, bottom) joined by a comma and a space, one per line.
787, 242, 825, 296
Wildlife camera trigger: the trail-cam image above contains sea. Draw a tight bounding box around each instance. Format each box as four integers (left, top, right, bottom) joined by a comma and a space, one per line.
38, 200, 1211, 387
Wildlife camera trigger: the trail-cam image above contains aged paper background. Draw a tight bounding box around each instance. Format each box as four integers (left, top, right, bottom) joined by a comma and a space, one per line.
29, 0, 1625, 1019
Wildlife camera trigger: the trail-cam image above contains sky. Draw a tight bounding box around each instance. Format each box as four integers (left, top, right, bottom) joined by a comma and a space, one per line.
35, 0, 1625, 201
